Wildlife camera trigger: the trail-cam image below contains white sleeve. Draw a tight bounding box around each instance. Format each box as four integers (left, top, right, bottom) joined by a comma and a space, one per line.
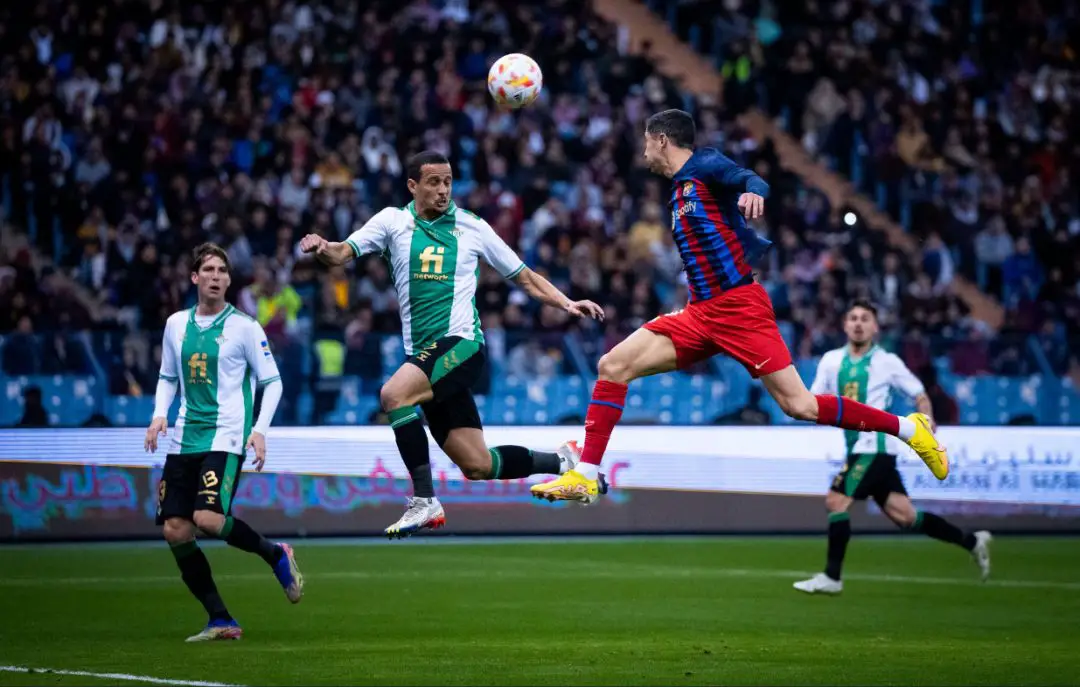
477, 217, 526, 279
887, 353, 926, 399
243, 320, 283, 435
810, 354, 835, 395
153, 318, 180, 419
158, 318, 180, 382
242, 320, 282, 386
344, 208, 393, 258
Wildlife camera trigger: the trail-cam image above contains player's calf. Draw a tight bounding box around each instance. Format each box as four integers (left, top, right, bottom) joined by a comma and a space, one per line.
164, 518, 234, 629
194, 510, 303, 603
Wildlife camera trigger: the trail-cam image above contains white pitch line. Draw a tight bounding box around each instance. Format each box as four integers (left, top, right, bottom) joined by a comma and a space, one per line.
0, 665, 242, 686
1, 565, 1077, 591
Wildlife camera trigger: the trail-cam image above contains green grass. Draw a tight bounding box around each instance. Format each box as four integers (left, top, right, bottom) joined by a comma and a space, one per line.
1, 537, 1078, 685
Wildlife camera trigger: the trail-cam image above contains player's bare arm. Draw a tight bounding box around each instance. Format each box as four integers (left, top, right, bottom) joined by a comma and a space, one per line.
300, 234, 354, 266
513, 267, 604, 321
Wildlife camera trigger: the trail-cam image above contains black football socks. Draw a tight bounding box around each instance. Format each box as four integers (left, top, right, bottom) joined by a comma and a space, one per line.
170, 540, 232, 622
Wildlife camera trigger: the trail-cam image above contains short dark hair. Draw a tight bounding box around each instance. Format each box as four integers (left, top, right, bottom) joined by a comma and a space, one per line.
645, 109, 696, 149
847, 299, 879, 320
192, 242, 230, 273
406, 151, 451, 181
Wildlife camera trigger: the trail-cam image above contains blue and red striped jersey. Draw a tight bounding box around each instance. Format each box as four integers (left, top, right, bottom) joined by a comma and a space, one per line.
668, 148, 772, 302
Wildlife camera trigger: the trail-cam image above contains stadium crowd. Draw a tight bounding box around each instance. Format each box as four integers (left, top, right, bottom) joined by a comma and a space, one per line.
682, 0, 1080, 374
0, 0, 1074, 422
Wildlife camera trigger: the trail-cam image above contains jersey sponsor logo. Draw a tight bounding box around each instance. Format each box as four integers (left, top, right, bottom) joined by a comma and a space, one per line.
754, 358, 772, 370
215, 335, 227, 345
416, 245, 449, 281
672, 200, 697, 224
843, 381, 860, 400
451, 229, 464, 237
260, 340, 272, 357
187, 353, 212, 385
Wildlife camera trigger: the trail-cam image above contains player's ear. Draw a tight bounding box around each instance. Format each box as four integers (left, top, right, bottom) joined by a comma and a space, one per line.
406, 178, 418, 196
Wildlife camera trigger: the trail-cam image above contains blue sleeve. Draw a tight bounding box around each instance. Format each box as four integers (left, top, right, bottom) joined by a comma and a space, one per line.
708, 154, 771, 199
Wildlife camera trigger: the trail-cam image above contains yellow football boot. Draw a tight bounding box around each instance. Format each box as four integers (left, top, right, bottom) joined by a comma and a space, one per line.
530, 470, 602, 504
904, 412, 949, 480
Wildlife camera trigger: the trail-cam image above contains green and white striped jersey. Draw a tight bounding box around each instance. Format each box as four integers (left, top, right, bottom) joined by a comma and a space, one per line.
158, 304, 282, 455
346, 201, 525, 355
811, 345, 925, 456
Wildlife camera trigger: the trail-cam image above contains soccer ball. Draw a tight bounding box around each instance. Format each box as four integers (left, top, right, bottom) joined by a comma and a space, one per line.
487, 53, 543, 109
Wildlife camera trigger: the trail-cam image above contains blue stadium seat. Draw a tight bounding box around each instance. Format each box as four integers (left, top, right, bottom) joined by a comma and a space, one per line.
2, 375, 98, 426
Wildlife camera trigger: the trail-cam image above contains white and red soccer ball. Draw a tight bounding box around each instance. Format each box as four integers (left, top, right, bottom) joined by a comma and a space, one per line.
487, 53, 543, 109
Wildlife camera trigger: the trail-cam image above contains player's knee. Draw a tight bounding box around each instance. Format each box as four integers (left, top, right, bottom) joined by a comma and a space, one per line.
192, 509, 225, 536
379, 384, 404, 412
597, 352, 631, 384
887, 504, 917, 529
824, 491, 849, 513
455, 453, 491, 481
162, 517, 194, 545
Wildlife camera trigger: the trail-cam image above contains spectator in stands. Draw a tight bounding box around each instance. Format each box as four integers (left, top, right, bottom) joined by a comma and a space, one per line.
3, 315, 39, 375
974, 216, 1014, 298
18, 385, 49, 428
0, 0, 1074, 429
240, 263, 302, 348
1002, 237, 1044, 305
109, 338, 153, 397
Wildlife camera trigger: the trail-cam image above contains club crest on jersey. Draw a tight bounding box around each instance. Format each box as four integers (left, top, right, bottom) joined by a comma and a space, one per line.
682, 181, 694, 196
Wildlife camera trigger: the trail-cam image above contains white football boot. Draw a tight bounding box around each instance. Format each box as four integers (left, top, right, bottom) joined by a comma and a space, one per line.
384, 496, 446, 539
793, 572, 843, 595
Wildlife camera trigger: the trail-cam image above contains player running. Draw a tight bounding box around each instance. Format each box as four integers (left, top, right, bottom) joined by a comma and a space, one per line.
793, 300, 991, 594
146, 243, 303, 642
300, 151, 604, 538
532, 109, 949, 504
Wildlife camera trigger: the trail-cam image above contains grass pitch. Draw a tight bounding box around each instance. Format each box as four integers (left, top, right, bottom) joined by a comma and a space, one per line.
1, 536, 1078, 685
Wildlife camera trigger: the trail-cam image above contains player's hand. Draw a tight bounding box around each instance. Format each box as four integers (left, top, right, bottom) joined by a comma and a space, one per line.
299, 233, 328, 254
566, 300, 605, 321
738, 193, 765, 220
246, 431, 267, 471
145, 417, 167, 453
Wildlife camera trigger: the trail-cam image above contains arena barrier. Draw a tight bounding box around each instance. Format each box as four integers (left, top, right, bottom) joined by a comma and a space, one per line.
2, 426, 1078, 540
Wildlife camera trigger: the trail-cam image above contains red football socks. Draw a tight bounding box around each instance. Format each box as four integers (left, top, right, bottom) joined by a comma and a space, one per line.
580, 380, 628, 466
815, 394, 900, 436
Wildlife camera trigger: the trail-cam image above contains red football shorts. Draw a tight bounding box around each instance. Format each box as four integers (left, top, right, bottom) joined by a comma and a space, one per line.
642, 283, 792, 379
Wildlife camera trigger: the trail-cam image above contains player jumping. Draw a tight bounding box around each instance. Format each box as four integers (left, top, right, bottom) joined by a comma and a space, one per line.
794, 300, 990, 594
146, 243, 303, 642
532, 109, 949, 504
300, 151, 604, 538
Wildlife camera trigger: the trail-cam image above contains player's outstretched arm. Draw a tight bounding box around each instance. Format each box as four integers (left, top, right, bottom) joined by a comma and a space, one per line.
299, 234, 355, 266
304, 208, 392, 267
513, 267, 605, 321
711, 154, 770, 219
